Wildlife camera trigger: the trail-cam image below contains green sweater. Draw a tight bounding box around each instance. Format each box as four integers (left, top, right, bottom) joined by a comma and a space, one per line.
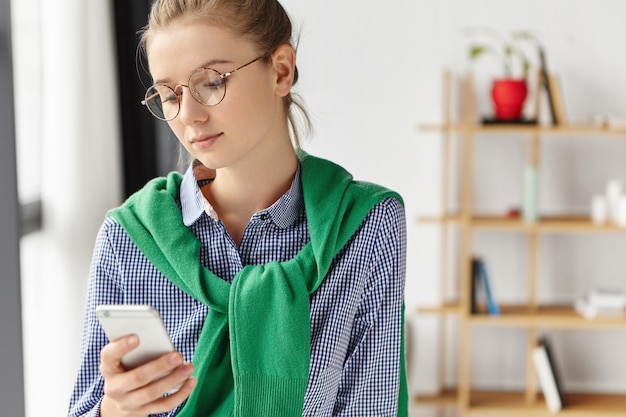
109, 152, 408, 416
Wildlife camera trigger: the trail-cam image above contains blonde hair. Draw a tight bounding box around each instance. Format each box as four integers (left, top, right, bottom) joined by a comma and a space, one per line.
140, 0, 311, 147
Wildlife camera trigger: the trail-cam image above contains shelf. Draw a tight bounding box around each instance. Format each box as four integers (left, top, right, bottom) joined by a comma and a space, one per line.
419, 122, 626, 137
415, 390, 626, 416
472, 215, 625, 233
468, 390, 626, 416
418, 214, 626, 233
469, 305, 626, 329
416, 304, 626, 329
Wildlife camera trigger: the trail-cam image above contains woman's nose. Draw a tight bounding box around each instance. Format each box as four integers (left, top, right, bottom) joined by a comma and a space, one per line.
178, 86, 209, 125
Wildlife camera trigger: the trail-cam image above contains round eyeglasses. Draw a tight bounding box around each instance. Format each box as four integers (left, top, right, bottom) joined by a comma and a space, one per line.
141, 55, 266, 121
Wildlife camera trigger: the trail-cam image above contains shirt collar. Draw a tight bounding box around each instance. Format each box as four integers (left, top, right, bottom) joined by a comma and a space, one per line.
180, 160, 303, 229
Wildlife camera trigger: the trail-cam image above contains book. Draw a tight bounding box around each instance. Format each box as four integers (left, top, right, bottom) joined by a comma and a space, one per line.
471, 257, 500, 316
538, 47, 557, 125
478, 260, 500, 316
533, 337, 566, 413
470, 258, 480, 314
547, 74, 567, 125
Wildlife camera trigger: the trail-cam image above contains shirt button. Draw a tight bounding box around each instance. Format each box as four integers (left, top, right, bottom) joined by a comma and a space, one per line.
260, 213, 269, 221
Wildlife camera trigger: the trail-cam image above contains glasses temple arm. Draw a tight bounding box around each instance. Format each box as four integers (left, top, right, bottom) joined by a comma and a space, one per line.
141, 91, 160, 106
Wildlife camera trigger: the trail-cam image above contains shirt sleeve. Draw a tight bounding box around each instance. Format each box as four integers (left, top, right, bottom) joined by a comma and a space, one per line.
332, 197, 407, 416
68, 218, 183, 417
68, 218, 124, 417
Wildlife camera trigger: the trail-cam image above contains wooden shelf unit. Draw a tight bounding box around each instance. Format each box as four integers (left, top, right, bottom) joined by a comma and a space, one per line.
415, 71, 626, 416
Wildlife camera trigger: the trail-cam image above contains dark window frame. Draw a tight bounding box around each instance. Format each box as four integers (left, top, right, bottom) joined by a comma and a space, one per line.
1, 0, 26, 413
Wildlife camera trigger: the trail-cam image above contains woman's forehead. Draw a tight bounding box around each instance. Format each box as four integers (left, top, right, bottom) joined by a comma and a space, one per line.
146, 21, 255, 79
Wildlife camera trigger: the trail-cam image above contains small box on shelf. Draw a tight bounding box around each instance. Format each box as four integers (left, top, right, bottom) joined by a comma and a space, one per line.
589, 288, 626, 309
575, 289, 626, 320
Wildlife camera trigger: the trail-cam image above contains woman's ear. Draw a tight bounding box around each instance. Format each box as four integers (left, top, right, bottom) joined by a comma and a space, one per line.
270, 44, 296, 98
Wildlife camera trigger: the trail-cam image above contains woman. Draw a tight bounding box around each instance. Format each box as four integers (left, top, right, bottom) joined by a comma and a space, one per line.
69, 0, 407, 416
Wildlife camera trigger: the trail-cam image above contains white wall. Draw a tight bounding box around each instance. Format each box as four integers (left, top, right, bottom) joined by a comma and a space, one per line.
280, 0, 626, 399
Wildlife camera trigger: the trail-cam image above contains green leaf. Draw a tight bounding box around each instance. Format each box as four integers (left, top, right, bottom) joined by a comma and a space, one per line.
469, 46, 486, 60
510, 31, 537, 42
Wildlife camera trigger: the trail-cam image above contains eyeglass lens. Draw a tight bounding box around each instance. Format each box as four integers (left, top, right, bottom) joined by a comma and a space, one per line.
144, 68, 226, 120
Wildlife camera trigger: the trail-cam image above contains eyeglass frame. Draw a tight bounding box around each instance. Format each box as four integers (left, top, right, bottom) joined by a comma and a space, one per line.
141, 54, 268, 121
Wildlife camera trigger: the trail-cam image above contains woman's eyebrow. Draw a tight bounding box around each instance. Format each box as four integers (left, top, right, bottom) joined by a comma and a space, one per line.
200, 59, 233, 68
152, 59, 234, 85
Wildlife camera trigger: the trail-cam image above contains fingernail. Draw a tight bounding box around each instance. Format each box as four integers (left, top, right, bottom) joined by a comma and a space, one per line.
169, 352, 183, 365
182, 363, 194, 376
127, 335, 138, 346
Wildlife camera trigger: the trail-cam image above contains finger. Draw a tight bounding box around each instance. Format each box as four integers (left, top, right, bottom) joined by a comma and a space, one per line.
107, 351, 183, 400
134, 376, 198, 416
99, 335, 139, 376
103, 348, 184, 401
150, 361, 195, 396
114, 364, 195, 414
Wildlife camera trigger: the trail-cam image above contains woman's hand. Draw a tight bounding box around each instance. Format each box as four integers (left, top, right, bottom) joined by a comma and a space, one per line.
99, 335, 197, 417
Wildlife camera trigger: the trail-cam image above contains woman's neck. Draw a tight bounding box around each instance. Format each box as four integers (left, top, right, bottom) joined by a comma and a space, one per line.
201, 143, 298, 245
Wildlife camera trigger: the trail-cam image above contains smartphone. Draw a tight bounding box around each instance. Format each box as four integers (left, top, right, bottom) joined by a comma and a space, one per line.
96, 304, 182, 393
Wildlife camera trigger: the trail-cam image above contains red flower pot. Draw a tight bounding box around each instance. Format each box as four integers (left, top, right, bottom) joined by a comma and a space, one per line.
491, 79, 528, 120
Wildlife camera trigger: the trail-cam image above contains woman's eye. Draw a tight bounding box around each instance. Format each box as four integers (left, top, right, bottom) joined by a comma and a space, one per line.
161, 93, 178, 103
204, 80, 224, 89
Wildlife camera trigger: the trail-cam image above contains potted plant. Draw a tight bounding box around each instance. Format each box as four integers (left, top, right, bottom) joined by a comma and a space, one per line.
467, 28, 538, 121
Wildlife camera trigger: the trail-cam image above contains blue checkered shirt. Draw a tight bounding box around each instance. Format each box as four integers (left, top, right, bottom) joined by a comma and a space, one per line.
69, 161, 406, 417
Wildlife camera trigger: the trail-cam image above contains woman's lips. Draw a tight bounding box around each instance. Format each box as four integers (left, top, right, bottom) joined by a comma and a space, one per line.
189, 133, 222, 149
